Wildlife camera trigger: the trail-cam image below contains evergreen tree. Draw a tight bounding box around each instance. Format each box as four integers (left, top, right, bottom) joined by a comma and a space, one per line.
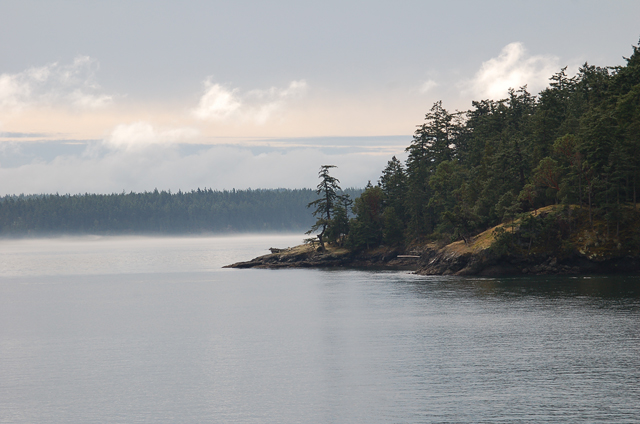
405, 101, 460, 235
325, 194, 352, 246
378, 156, 407, 221
348, 183, 384, 251
306, 165, 343, 251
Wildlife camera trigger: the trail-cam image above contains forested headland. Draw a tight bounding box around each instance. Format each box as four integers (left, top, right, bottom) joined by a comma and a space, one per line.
0, 188, 362, 236
6, 38, 640, 267
240, 39, 640, 274
340, 40, 640, 253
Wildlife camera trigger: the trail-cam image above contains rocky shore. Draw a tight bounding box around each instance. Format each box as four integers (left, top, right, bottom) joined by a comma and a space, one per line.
224, 239, 639, 276
413, 242, 639, 276
225, 206, 640, 276
224, 244, 422, 271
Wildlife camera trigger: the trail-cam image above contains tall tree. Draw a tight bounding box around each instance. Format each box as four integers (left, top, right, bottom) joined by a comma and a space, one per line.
325, 194, 352, 246
405, 101, 460, 235
378, 156, 407, 221
348, 183, 384, 251
306, 165, 342, 251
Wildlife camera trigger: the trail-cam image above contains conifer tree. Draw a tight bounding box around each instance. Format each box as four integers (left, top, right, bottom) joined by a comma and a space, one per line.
306, 165, 343, 251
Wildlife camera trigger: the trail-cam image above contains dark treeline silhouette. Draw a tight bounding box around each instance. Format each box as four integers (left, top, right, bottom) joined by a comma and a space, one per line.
0, 188, 362, 235
316, 39, 640, 252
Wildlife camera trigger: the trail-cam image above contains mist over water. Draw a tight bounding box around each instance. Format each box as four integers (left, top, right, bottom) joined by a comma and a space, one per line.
0, 234, 303, 277
1, 236, 639, 423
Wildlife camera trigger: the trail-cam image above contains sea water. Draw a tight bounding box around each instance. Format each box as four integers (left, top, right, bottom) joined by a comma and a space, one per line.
1, 235, 639, 423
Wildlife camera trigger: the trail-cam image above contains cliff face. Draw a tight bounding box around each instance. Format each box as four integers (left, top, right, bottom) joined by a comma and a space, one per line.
226, 205, 640, 276
415, 247, 640, 276
414, 241, 640, 276
416, 205, 640, 276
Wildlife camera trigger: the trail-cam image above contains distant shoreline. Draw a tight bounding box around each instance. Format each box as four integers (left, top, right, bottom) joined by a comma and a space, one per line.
0, 188, 362, 236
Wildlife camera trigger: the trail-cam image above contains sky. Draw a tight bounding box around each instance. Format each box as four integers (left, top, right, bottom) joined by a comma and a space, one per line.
1, 0, 639, 195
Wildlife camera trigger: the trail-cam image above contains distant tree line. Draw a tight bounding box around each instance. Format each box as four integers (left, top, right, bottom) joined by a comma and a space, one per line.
309, 39, 640, 251
0, 188, 362, 235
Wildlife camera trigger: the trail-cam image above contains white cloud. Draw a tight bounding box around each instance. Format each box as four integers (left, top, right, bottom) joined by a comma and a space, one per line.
192, 82, 241, 120
0, 73, 32, 109
193, 79, 308, 124
462, 42, 560, 99
418, 79, 438, 94
104, 122, 200, 151
0, 56, 114, 111
69, 89, 114, 109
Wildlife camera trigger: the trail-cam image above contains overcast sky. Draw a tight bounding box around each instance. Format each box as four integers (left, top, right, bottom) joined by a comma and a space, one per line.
1, 0, 639, 194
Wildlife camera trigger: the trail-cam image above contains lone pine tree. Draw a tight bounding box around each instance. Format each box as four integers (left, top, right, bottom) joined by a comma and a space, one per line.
306, 165, 343, 251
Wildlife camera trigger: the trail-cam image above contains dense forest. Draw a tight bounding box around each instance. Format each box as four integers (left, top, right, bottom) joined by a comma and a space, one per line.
0, 188, 362, 235
316, 40, 640, 254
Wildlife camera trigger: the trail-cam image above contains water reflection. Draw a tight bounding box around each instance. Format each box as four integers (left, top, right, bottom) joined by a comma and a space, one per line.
403, 273, 640, 302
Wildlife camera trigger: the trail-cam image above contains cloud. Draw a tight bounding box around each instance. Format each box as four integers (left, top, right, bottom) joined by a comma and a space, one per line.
0, 72, 32, 109
193, 79, 308, 124
103, 122, 200, 151
418, 79, 438, 94
0, 56, 114, 111
461, 42, 560, 99
192, 83, 241, 121
69, 89, 114, 109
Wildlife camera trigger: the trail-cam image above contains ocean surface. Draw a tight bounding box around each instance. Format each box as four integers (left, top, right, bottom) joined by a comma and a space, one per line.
1, 235, 639, 423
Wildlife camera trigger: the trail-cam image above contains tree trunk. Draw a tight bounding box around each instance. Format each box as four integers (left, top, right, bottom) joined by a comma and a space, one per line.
588, 185, 592, 227
578, 172, 582, 206
317, 231, 325, 252
606, 175, 609, 239
617, 188, 621, 239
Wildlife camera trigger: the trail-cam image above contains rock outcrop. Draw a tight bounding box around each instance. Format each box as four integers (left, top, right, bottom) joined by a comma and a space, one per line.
225, 244, 422, 270
225, 240, 638, 275
226, 206, 640, 276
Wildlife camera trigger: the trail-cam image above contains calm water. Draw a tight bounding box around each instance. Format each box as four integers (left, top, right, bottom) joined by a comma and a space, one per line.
1, 235, 639, 423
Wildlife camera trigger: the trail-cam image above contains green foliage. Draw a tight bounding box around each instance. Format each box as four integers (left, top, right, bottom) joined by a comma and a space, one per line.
404, 101, 464, 235
306, 165, 351, 250
325, 195, 352, 246
441, 204, 479, 245
378, 156, 407, 222
489, 226, 515, 256
347, 184, 384, 251
490, 208, 574, 257
345, 38, 640, 251
382, 207, 404, 246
